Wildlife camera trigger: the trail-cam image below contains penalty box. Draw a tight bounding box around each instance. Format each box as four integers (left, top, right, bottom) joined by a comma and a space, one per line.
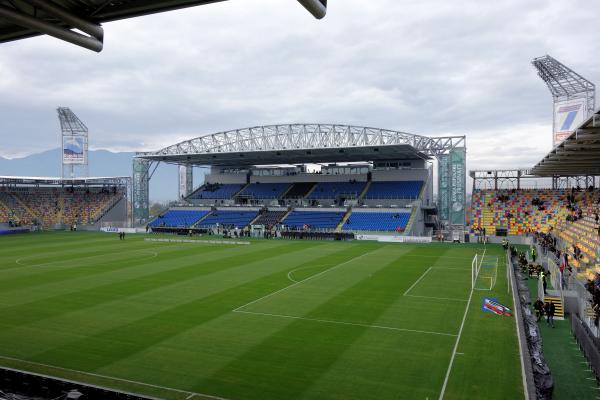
234, 251, 470, 336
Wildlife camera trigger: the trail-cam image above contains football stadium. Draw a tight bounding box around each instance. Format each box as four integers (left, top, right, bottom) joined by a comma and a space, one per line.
0, 1, 599, 400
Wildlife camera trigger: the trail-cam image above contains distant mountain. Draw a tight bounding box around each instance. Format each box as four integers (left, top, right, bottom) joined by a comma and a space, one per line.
0, 149, 206, 202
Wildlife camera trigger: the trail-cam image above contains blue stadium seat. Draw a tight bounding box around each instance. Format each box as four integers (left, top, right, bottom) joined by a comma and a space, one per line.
237, 183, 291, 199
198, 210, 259, 228
342, 212, 410, 231
307, 182, 366, 199
364, 181, 423, 199
282, 211, 345, 229
149, 210, 209, 228
189, 184, 244, 200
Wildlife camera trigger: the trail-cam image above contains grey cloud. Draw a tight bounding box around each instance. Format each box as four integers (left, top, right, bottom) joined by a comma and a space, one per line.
0, 0, 598, 182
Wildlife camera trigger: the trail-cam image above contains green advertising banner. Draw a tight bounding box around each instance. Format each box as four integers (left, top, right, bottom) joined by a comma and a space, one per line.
449, 148, 466, 226
438, 148, 466, 227
133, 158, 150, 223
438, 154, 450, 222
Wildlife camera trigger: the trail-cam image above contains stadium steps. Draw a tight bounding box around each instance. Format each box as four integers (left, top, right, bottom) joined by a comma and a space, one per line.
56, 195, 65, 223
336, 208, 353, 232
233, 183, 251, 198
357, 181, 371, 200
248, 212, 263, 226
10, 193, 41, 223
191, 211, 213, 228
482, 193, 495, 235
403, 208, 417, 236
280, 185, 295, 199
0, 198, 10, 221
304, 183, 318, 199
544, 295, 565, 319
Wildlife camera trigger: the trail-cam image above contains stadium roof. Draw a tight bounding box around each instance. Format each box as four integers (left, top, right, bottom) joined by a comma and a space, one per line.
531, 108, 600, 176
0, 176, 129, 185
0, 0, 326, 52
136, 124, 466, 166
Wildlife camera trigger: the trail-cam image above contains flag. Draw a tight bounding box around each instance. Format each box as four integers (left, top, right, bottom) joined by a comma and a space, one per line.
482, 297, 512, 316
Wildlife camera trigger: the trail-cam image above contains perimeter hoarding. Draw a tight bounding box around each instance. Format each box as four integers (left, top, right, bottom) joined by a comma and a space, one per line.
62, 135, 87, 165
553, 98, 587, 147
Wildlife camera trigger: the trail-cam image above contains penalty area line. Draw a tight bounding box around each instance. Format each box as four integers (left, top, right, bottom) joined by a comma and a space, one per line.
403, 267, 433, 296
0, 354, 231, 400
233, 250, 377, 312
234, 310, 457, 337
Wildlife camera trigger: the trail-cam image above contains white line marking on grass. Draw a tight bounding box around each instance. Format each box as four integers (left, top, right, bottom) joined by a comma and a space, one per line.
145, 238, 250, 245
455, 352, 464, 355
233, 250, 376, 312
438, 247, 486, 400
404, 294, 467, 302
286, 265, 328, 283
0, 354, 231, 400
403, 267, 433, 296
15, 249, 158, 268
186, 394, 197, 399
234, 310, 458, 337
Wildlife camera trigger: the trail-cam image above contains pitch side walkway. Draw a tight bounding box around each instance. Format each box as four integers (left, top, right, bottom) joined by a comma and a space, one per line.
527, 279, 599, 399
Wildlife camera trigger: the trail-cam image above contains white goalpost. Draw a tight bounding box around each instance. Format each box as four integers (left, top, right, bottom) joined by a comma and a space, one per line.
471, 253, 479, 289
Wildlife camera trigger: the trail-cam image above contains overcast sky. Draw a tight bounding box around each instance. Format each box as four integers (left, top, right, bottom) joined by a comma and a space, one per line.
0, 0, 598, 174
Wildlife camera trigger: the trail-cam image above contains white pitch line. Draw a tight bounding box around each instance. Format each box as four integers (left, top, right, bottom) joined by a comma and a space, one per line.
286, 265, 328, 283
404, 294, 467, 302
15, 249, 158, 268
0, 354, 230, 400
403, 267, 433, 296
234, 310, 458, 337
233, 250, 377, 312
438, 247, 486, 400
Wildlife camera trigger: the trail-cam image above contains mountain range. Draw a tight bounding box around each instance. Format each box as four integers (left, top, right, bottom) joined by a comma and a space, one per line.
0, 149, 206, 202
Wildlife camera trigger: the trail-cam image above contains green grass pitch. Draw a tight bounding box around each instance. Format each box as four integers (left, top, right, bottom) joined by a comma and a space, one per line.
0, 232, 523, 400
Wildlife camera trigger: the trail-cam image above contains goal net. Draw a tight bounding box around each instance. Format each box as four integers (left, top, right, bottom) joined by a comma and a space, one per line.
473, 254, 498, 291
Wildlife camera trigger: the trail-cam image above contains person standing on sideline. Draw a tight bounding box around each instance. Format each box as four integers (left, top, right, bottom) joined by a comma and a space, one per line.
531, 246, 537, 263
534, 299, 545, 322
545, 301, 555, 328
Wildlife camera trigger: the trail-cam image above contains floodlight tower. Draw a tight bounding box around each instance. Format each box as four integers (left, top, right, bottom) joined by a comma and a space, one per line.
58, 107, 89, 178
532, 55, 596, 147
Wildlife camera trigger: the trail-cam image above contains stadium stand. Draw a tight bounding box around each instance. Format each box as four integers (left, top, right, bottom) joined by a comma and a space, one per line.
189, 183, 245, 199
470, 189, 571, 235
0, 187, 123, 227
308, 181, 366, 199
343, 211, 411, 232
197, 210, 259, 228
284, 182, 315, 199
282, 210, 345, 230
363, 181, 423, 199
237, 183, 291, 199
253, 210, 288, 226
149, 209, 210, 228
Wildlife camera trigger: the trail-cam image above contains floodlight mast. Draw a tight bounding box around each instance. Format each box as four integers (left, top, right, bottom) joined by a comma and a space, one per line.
58, 107, 89, 179
532, 55, 595, 112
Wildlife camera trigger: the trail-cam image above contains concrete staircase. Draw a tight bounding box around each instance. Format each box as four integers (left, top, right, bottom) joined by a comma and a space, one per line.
336, 208, 353, 232
482, 193, 495, 235
543, 294, 565, 320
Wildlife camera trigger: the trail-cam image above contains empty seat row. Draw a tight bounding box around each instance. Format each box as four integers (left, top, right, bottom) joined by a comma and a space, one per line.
343, 212, 410, 231
282, 211, 345, 229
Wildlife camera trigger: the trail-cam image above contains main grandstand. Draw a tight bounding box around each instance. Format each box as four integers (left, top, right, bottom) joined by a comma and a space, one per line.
134, 124, 466, 239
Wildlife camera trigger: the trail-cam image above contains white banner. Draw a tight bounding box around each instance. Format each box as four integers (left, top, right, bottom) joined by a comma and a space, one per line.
356, 234, 432, 243
63, 135, 87, 165
554, 98, 587, 146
